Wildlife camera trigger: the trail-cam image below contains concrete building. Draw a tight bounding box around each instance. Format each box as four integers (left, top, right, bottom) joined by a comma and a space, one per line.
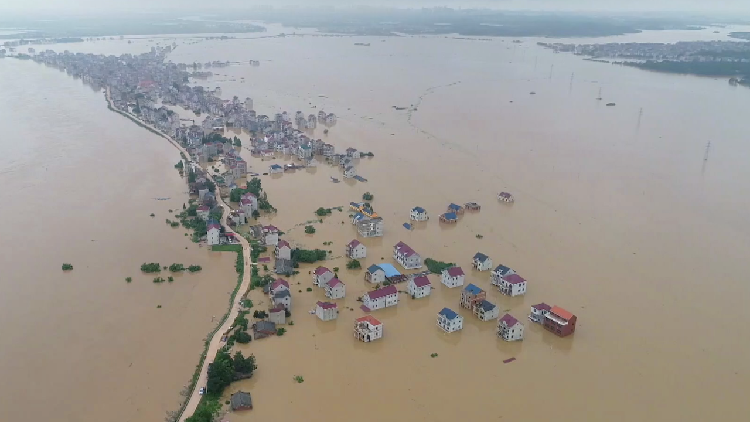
393, 241, 422, 270
269, 164, 283, 174
207, 221, 221, 245
441, 266, 465, 288
437, 308, 463, 333
472, 252, 493, 271
473, 300, 500, 322
269, 278, 289, 296
499, 274, 527, 297
315, 301, 338, 321
262, 225, 279, 246
268, 305, 286, 325
275, 240, 292, 260
357, 217, 384, 238
230, 391, 253, 411
197, 205, 210, 221
313, 266, 335, 287
366, 265, 386, 284
346, 239, 367, 259
354, 315, 383, 343
543, 306, 577, 337
460, 283, 485, 309
409, 206, 429, 221
272, 289, 291, 309
498, 313, 524, 341
362, 285, 398, 311
490, 265, 516, 287
325, 278, 346, 300
408, 275, 432, 299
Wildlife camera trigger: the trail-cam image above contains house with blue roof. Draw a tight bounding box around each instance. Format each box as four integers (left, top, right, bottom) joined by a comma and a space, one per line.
491, 265, 516, 287
473, 300, 500, 322
269, 164, 283, 174
439, 212, 458, 223
472, 252, 493, 271
365, 263, 401, 284
410, 206, 429, 221
437, 307, 463, 333
460, 283, 486, 309
447, 203, 464, 214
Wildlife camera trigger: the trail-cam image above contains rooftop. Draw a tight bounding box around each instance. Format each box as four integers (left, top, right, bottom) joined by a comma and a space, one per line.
550, 306, 574, 321
378, 263, 401, 277
317, 301, 337, 310
274, 290, 291, 298
445, 266, 465, 278
438, 307, 460, 320
366, 284, 398, 299
412, 275, 431, 287
463, 283, 482, 295
347, 239, 361, 248
356, 315, 382, 326
277, 240, 290, 248
478, 300, 496, 312
327, 278, 343, 288
473, 252, 489, 261
412, 206, 426, 213
533, 303, 552, 311
448, 203, 462, 210
441, 212, 457, 220
314, 266, 332, 276
503, 274, 526, 284
499, 313, 519, 327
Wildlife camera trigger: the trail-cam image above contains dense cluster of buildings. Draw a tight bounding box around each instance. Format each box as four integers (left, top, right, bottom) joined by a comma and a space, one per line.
538, 40, 750, 63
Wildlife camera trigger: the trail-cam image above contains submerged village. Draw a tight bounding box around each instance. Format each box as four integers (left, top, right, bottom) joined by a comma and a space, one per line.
22, 46, 580, 421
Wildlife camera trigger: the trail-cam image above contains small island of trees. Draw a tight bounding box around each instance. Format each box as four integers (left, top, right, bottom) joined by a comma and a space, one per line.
62, 263, 73, 271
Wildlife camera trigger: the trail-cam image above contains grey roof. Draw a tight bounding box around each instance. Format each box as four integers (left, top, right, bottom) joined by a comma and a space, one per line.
230, 391, 253, 410
473, 252, 489, 262
254, 321, 276, 332
274, 290, 291, 298
367, 264, 382, 274
494, 264, 513, 274
478, 300, 496, 312
438, 307, 459, 320
412, 206, 426, 213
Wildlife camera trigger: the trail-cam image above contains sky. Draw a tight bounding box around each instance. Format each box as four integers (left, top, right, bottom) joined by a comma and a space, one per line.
0, 0, 748, 15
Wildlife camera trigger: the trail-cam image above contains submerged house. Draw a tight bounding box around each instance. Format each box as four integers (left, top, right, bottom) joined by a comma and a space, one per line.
252, 321, 276, 339
499, 274, 527, 297
272, 289, 291, 309
472, 253, 493, 271
464, 202, 481, 211
498, 192, 515, 203
357, 217, 384, 238
325, 278, 346, 300
275, 240, 292, 260
439, 212, 457, 223
529, 303, 551, 324
460, 283, 485, 309
269, 278, 290, 296
393, 241, 422, 270
207, 221, 221, 246
268, 305, 286, 325
230, 391, 253, 411
407, 275, 432, 299
543, 306, 577, 337
491, 265, 516, 287
354, 315, 383, 342
365, 263, 400, 284
447, 203, 464, 215
315, 301, 338, 321
437, 308, 463, 333
362, 285, 398, 311
346, 239, 367, 259
269, 164, 284, 174
262, 225, 279, 246
441, 266, 465, 288
473, 300, 500, 322
313, 266, 335, 287
498, 313, 524, 341
410, 206, 429, 221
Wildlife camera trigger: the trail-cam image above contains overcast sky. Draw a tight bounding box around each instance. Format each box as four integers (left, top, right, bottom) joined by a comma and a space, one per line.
1, 0, 748, 15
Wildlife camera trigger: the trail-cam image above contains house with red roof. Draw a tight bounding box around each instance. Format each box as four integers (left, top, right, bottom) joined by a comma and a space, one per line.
529, 303, 551, 324
498, 313, 524, 341
407, 275, 432, 299
262, 225, 279, 246
362, 285, 399, 310
499, 274, 527, 296
269, 278, 290, 296
313, 266, 334, 287
441, 266, 465, 288
207, 221, 221, 246
354, 315, 383, 342
275, 240, 292, 260
543, 306, 577, 337
393, 241, 422, 270
345, 239, 366, 259
315, 301, 338, 321
325, 278, 346, 300
268, 305, 286, 325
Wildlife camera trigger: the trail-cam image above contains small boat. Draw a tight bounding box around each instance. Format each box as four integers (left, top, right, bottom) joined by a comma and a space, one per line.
606, 102, 616, 107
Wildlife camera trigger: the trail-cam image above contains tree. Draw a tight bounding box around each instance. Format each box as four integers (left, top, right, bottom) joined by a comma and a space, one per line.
233, 137, 242, 147
253, 310, 268, 319
187, 204, 198, 217
140, 263, 161, 273
277, 328, 286, 336
304, 225, 316, 234
346, 259, 361, 270
206, 179, 216, 193
252, 209, 260, 219
248, 177, 262, 195
62, 263, 73, 271
284, 308, 291, 318
188, 170, 196, 183
362, 192, 373, 201
424, 258, 456, 274
235, 331, 251, 344
233, 351, 257, 374
206, 350, 233, 395
315, 207, 332, 216
183, 203, 186, 210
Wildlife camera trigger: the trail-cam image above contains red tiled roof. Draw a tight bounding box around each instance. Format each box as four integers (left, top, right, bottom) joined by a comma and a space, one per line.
277, 240, 290, 248
263, 225, 279, 232
365, 285, 397, 300
499, 313, 519, 327
326, 278, 343, 288
394, 241, 417, 257
550, 306, 574, 321
207, 224, 221, 231
240, 199, 253, 205
347, 239, 361, 248
412, 275, 431, 287
317, 301, 337, 310
314, 266, 331, 276
269, 305, 285, 313
503, 274, 526, 284
446, 266, 464, 277
532, 303, 551, 311
356, 315, 382, 326
197, 205, 209, 211
271, 279, 289, 290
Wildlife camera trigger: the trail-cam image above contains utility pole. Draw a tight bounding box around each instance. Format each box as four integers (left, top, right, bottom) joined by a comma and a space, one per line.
704, 141, 711, 162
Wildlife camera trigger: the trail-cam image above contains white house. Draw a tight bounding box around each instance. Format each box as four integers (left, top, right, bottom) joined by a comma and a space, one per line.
315, 301, 338, 321
472, 252, 493, 271
346, 147, 360, 158
325, 278, 346, 300
197, 205, 210, 221
393, 241, 422, 270
473, 300, 500, 322
490, 265, 516, 287
354, 315, 383, 342
313, 266, 335, 287
441, 266, 465, 288
528, 303, 551, 324
272, 290, 292, 309
357, 217, 384, 238
498, 313, 524, 341
362, 285, 398, 311
345, 239, 367, 259
268, 305, 286, 325
207, 222, 221, 246
269, 278, 289, 296
408, 275, 432, 299
269, 164, 284, 174
365, 265, 386, 284
499, 274, 527, 296
263, 225, 279, 246
343, 165, 356, 179
409, 206, 429, 221
275, 240, 292, 260
437, 308, 463, 333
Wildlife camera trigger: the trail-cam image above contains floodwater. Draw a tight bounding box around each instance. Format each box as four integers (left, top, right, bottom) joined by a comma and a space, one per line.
0, 59, 238, 422
3, 24, 750, 422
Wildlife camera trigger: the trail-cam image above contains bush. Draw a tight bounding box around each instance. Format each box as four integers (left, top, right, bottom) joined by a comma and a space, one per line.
62, 263, 73, 271
304, 225, 316, 234
169, 263, 185, 272
306, 287, 313, 292
153, 277, 165, 283
168, 276, 174, 282
431, 353, 439, 358
235, 331, 251, 344
188, 265, 203, 273
285, 308, 292, 318
126, 277, 132, 283
293, 375, 304, 383
141, 263, 161, 273
346, 259, 361, 270
157, 305, 162, 308
170, 222, 180, 227
424, 258, 455, 274
315, 207, 332, 216
277, 328, 286, 336
253, 310, 268, 319
241, 299, 253, 308
362, 192, 373, 201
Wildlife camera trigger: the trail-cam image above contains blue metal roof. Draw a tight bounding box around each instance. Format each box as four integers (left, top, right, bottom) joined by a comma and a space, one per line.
367, 264, 382, 274
377, 263, 401, 278
494, 264, 513, 274
403, 223, 412, 230
439, 307, 459, 320
478, 300, 496, 311
464, 283, 483, 295
473, 252, 489, 261
448, 203, 461, 210
442, 212, 457, 220
412, 206, 425, 213
270, 164, 282, 169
